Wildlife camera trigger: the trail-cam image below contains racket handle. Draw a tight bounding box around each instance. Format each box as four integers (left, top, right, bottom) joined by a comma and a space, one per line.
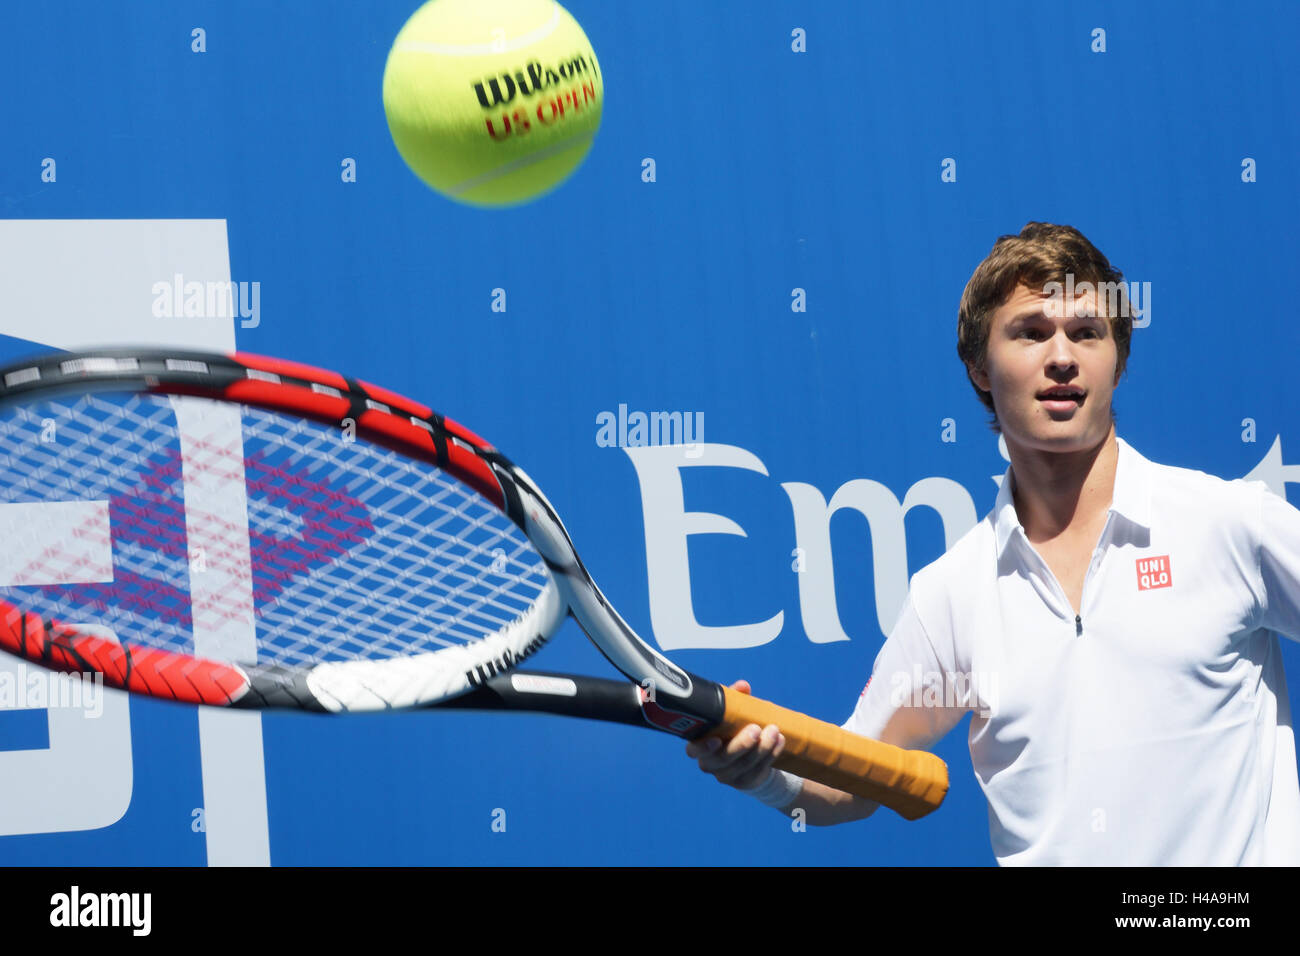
712, 686, 949, 820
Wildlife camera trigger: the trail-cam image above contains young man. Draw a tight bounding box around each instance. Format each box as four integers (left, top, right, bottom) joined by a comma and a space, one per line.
688, 222, 1300, 865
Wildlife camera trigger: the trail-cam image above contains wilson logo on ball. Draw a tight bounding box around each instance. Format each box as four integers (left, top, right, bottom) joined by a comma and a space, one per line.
471, 54, 599, 109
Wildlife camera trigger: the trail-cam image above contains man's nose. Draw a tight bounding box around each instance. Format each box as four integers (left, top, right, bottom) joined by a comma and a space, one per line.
1046, 331, 1079, 371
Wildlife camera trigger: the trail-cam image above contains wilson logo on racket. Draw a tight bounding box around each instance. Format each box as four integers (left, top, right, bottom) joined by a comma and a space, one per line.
637, 684, 709, 737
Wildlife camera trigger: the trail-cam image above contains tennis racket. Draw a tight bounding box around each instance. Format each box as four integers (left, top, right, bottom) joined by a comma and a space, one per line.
0, 347, 948, 819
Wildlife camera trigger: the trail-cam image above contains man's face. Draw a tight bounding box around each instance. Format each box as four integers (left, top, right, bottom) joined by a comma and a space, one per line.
970, 282, 1120, 455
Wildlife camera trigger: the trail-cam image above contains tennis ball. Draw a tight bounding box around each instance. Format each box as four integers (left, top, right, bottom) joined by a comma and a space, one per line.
382, 0, 603, 208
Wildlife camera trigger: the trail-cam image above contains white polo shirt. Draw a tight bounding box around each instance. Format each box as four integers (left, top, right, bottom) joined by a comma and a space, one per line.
844, 437, 1300, 865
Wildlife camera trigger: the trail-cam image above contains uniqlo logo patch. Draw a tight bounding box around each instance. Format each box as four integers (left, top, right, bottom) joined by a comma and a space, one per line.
1136, 555, 1172, 591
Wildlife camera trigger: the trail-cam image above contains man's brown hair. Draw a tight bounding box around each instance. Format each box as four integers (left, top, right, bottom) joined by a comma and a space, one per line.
957, 222, 1134, 433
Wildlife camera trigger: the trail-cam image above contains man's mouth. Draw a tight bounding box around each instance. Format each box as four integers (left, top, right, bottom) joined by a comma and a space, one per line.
1037, 387, 1085, 408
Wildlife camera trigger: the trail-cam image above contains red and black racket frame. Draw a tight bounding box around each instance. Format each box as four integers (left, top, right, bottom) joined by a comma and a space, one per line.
0, 347, 726, 738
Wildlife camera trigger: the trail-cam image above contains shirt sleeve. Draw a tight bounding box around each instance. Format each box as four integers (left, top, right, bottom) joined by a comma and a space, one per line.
1258, 482, 1300, 641
841, 588, 970, 752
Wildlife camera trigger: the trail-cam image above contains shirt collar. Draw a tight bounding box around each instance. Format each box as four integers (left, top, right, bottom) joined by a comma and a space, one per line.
993, 436, 1153, 557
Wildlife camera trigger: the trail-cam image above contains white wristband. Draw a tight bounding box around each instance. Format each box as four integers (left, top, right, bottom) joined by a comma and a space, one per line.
742, 768, 803, 808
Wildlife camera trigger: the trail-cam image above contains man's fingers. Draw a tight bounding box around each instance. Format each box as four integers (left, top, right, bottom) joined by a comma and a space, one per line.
687, 725, 755, 770
689, 723, 785, 790
684, 736, 722, 759
685, 722, 762, 768
720, 724, 782, 784
684, 699, 790, 796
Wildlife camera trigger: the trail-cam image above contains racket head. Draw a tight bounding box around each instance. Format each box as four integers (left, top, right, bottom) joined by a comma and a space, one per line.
0, 349, 569, 711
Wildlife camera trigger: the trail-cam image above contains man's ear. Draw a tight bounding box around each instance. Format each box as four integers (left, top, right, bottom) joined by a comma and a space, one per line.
969, 364, 991, 393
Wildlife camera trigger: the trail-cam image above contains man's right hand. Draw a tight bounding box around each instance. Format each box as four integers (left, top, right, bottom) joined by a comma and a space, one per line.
684, 680, 786, 792
685, 679, 882, 826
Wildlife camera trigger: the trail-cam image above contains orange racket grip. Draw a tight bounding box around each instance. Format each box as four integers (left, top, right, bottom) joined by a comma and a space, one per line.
709, 686, 949, 820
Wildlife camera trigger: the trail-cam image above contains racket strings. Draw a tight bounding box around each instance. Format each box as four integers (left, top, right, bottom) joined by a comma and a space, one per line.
0, 393, 554, 670
238, 409, 547, 662
1, 396, 193, 612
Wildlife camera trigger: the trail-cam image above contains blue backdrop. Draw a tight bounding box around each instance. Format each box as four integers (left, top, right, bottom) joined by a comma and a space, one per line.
0, 0, 1297, 866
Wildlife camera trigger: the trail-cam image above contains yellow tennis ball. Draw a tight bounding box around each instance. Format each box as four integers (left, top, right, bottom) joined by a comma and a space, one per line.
382, 0, 603, 208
